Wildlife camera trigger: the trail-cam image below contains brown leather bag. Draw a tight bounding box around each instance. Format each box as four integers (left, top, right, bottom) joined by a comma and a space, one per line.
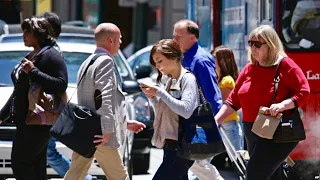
26, 84, 67, 125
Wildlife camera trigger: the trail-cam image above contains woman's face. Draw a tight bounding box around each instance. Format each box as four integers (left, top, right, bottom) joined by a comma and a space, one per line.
152, 51, 177, 76
249, 36, 268, 65
23, 31, 38, 47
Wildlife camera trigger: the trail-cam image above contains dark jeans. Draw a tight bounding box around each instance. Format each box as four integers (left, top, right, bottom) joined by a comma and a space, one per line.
11, 123, 51, 180
152, 139, 194, 180
243, 122, 298, 180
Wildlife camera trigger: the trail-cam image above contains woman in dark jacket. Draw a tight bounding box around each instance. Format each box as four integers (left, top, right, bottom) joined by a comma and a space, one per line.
0, 17, 68, 180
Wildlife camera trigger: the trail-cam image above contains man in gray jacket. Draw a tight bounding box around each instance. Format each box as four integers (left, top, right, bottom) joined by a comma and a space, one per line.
64, 23, 146, 180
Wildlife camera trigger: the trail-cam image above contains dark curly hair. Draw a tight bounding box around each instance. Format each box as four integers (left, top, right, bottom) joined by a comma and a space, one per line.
149, 39, 182, 83
38, 12, 61, 38
21, 17, 56, 47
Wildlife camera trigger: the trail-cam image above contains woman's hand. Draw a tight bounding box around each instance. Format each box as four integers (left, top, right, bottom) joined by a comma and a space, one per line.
21, 58, 35, 74
140, 82, 158, 99
269, 103, 285, 117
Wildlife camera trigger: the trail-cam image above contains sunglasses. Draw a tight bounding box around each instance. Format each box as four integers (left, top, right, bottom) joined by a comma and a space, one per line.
248, 40, 267, 48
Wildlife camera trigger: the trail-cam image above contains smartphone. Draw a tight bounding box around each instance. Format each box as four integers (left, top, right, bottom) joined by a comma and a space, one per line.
139, 85, 147, 89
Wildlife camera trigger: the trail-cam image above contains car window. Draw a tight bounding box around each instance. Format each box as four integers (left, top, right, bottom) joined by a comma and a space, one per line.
0, 36, 96, 44
133, 52, 151, 70
57, 36, 96, 44
114, 54, 129, 80
0, 51, 126, 87
0, 51, 24, 86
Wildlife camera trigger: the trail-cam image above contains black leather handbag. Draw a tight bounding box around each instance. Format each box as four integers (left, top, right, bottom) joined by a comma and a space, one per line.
50, 102, 102, 158
177, 85, 225, 160
272, 59, 306, 143
50, 53, 104, 158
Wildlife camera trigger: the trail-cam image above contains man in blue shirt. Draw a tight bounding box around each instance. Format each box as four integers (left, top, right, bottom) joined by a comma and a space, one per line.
173, 19, 224, 180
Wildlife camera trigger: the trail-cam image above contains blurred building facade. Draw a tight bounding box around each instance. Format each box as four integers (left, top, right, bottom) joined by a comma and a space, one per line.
0, 0, 185, 54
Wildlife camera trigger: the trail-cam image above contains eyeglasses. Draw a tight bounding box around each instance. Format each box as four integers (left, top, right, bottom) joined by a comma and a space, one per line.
248, 40, 267, 48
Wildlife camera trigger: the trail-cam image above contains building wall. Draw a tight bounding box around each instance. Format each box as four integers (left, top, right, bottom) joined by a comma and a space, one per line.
160, 0, 185, 39
52, 0, 77, 23
101, 0, 133, 49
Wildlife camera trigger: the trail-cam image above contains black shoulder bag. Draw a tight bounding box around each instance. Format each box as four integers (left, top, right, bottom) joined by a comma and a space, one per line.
50, 53, 105, 158
272, 59, 306, 143
177, 77, 225, 160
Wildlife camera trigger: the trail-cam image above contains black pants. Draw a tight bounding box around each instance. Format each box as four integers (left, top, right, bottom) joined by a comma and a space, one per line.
11, 123, 51, 180
243, 122, 298, 180
153, 139, 194, 180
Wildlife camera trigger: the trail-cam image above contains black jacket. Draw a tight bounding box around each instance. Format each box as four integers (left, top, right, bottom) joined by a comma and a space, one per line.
0, 47, 68, 124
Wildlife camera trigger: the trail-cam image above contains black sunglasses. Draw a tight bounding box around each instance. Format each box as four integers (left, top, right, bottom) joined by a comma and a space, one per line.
248, 40, 266, 48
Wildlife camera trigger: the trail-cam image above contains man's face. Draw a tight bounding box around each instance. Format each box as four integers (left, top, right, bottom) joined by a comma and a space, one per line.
110, 30, 122, 56
173, 25, 193, 53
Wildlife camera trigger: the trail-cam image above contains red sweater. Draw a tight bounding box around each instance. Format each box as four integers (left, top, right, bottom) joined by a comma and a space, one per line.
226, 57, 310, 123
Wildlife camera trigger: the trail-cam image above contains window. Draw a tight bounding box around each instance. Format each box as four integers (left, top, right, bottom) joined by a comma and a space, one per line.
114, 54, 129, 81
280, 0, 320, 50
134, 52, 151, 69
0, 51, 129, 87
260, 0, 273, 22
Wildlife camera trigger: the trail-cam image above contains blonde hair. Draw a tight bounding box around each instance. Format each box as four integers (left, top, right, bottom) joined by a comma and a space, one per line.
248, 25, 287, 66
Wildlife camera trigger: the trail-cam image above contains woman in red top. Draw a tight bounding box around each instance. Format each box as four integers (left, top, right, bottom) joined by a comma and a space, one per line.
215, 25, 310, 180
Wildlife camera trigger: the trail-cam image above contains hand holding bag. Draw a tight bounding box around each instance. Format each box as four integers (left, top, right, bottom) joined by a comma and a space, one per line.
177, 84, 225, 160
26, 83, 67, 125
272, 59, 306, 143
252, 106, 282, 139
252, 58, 306, 143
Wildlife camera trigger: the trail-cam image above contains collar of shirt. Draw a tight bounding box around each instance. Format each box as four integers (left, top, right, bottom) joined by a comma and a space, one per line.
183, 42, 199, 64
95, 47, 112, 57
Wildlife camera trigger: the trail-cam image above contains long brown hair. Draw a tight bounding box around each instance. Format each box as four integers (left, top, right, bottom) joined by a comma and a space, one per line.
212, 45, 239, 82
149, 39, 182, 83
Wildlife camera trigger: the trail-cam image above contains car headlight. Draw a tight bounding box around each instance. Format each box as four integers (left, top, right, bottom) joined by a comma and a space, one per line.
133, 96, 151, 122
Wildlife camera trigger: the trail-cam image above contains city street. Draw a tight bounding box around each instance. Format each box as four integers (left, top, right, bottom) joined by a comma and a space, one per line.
133, 148, 240, 180
3, 148, 240, 180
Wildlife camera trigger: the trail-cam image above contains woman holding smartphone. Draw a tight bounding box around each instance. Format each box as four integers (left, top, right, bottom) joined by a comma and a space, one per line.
141, 39, 198, 180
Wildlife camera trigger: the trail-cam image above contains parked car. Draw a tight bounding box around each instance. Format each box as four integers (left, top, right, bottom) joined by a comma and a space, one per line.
64, 20, 92, 29
0, 36, 150, 179
0, 28, 155, 174
127, 45, 157, 86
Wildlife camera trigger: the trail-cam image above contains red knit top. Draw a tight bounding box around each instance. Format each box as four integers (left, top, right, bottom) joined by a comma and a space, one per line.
226, 57, 310, 123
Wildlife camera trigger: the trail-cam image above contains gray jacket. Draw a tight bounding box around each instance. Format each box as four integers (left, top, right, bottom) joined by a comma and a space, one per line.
77, 49, 127, 148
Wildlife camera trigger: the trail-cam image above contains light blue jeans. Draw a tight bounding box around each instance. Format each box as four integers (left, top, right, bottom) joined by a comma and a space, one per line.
47, 137, 93, 180
220, 120, 244, 151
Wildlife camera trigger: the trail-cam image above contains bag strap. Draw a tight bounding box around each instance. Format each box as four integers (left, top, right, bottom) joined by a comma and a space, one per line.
67, 53, 106, 103
77, 53, 106, 86
185, 71, 209, 110
272, 58, 285, 103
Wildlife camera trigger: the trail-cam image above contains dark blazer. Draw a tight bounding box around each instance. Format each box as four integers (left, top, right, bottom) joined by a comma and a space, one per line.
0, 47, 68, 124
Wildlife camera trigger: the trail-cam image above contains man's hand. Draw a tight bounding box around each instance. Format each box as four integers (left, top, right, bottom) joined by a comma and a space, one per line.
0, 120, 2, 124
127, 120, 146, 133
93, 133, 112, 148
